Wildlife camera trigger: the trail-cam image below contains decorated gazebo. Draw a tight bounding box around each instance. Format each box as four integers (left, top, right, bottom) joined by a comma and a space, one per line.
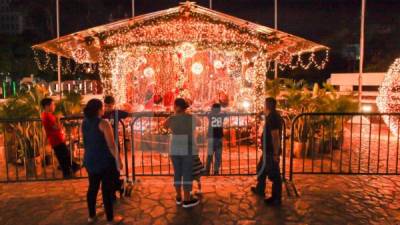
33, 2, 328, 112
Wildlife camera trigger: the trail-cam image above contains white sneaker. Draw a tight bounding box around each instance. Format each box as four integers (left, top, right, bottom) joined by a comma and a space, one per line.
87, 216, 97, 224
182, 198, 200, 208
176, 196, 182, 205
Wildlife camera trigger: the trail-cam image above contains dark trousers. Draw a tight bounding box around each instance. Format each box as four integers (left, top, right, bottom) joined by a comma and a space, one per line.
87, 167, 116, 222
171, 155, 193, 192
53, 143, 72, 177
206, 138, 223, 174
256, 154, 282, 201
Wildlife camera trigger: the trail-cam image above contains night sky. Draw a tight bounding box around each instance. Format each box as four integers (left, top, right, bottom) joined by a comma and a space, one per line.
3, 0, 400, 82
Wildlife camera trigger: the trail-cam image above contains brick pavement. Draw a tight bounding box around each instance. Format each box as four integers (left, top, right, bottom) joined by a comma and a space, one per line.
1, 175, 400, 225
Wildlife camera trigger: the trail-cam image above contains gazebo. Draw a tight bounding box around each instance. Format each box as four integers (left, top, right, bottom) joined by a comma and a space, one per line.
33, 2, 328, 112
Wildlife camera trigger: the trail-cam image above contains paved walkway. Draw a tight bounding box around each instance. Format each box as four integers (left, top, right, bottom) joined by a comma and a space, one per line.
1, 175, 400, 225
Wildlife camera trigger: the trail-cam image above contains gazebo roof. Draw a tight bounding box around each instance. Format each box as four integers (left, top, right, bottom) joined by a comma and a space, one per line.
32, 2, 328, 64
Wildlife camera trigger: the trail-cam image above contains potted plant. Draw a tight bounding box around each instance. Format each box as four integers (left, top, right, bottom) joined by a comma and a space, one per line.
0, 85, 48, 177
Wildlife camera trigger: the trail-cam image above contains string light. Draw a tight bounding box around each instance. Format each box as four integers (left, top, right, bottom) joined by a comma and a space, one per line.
143, 67, 155, 78
377, 58, 400, 135
191, 62, 203, 75
32, 2, 328, 111
176, 42, 196, 59
213, 60, 224, 69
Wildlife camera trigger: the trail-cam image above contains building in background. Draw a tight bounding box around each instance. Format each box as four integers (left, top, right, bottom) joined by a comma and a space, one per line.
328, 72, 385, 112
0, 0, 24, 35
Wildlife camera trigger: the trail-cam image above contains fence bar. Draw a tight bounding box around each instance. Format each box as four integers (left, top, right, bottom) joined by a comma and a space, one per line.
367, 115, 372, 173
339, 115, 344, 173
330, 116, 334, 173
386, 115, 391, 174
358, 114, 362, 173
377, 116, 382, 173
349, 116, 353, 173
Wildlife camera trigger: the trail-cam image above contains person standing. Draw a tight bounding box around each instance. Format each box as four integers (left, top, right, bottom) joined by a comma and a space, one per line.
82, 99, 123, 224
205, 103, 225, 175
103, 95, 131, 199
41, 98, 79, 178
164, 98, 200, 208
251, 97, 283, 206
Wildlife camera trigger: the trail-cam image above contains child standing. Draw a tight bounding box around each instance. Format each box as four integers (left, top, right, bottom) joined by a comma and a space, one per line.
205, 103, 225, 175
41, 98, 80, 178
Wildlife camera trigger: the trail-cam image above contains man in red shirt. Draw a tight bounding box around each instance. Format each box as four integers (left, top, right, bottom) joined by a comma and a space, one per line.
41, 98, 79, 178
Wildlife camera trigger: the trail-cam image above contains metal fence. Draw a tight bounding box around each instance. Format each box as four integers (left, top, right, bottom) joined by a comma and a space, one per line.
129, 112, 286, 179
289, 112, 400, 180
5, 111, 399, 183
0, 112, 286, 182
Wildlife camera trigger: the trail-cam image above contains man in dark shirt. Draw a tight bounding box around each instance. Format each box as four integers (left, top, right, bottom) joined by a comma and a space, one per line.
205, 103, 225, 175
104, 96, 130, 126
103, 96, 131, 199
251, 97, 283, 205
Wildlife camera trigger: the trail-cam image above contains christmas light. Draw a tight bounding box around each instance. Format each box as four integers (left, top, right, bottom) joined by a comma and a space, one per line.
176, 42, 196, 59
191, 62, 203, 75
143, 67, 155, 78
242, 100, 251, 109
32, 2, 328, 112
213, 60, 224, 69
377, 58, 400, 135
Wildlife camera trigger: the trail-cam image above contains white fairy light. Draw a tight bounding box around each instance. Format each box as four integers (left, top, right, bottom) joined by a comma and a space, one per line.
191, 62, 204, 75
377, 58, 400, 135
213, 60, 224, 69
144, 67, 155, 78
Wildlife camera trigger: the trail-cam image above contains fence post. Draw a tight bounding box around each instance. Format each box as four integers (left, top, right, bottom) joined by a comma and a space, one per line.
281, 119, 286, 180
289, 114, 303, 181
131, 116, 139, 182
120, 121, 130, 181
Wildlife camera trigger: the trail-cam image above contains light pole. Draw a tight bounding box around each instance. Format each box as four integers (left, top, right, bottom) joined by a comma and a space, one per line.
274, 0, 278, 79
132, 0, 135, 17
56, 0, 61, 100
358, 0, 366, 109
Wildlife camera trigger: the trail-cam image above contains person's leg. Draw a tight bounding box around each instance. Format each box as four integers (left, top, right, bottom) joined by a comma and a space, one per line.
112, 169, 122, 200
182, 155, 193, 201
87, 173, 101, 219
253, 155, 268, 195
270, 162, 282, 202
101, 168, 115, 222
53, 143, 72, 177
214, 138, 223, 174
205, 139, 214, 173
171, 156, 183, 200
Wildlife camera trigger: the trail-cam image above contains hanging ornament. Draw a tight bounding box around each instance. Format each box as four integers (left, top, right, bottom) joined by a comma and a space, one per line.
191, 62, 204, 75
72, 48, 90, 64
213, 60, 224, 69
153, 94, 163, 105
143, 67, 155, 78
163, 91, 175, 107
377, 58, 400, 135
176, 42, 196, 59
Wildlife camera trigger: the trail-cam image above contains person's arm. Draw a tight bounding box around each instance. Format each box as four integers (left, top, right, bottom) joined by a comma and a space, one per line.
99, 119, 123, 170
271, 129, 281, 162
118, 110, 130, 119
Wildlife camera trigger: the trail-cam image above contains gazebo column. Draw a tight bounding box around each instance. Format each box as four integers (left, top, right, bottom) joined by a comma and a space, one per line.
254, 56, 267, 112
